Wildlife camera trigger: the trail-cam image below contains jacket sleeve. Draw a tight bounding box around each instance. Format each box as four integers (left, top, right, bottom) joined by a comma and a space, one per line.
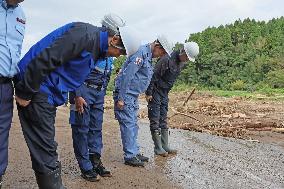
15, 25, 95, 100
145, 56, 169, 96
106, 58, 114, 85
117, 55, 143, 102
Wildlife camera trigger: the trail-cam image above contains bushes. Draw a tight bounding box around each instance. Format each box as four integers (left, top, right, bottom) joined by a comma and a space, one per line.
266, 70, 284, 88
230, 80, 246, 90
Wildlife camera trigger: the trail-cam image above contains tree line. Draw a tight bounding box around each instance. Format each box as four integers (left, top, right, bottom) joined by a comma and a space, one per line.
111, 17, 284, 91
180, 17, 284, 91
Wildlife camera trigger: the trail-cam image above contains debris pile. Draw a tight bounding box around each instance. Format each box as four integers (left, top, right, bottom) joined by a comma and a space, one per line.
168, 92, 284, 139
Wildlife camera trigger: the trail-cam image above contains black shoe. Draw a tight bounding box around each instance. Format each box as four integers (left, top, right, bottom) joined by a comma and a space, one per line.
94, 162, 112, 177
124, 156, 144, 167
89, 153, 112, 177
136, 154, 149, 162
35, 162, 66, 189
81, 169, 100, 182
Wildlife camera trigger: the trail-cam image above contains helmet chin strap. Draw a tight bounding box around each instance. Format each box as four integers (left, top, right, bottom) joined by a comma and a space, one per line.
154, 40, 163, 48
178, 50, 189, 63
179, 49, 186, 56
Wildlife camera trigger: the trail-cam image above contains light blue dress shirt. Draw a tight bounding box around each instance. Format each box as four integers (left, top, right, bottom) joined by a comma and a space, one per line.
0, 0, 25, 77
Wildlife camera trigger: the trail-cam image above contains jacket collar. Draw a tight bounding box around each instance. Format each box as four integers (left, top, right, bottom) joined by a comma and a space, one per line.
99, 30, 109, 56
170, 50, 181, 63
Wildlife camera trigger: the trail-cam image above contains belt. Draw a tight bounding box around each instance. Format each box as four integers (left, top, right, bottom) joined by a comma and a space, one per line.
84, 82, 104, 91
0, 77, 12, 84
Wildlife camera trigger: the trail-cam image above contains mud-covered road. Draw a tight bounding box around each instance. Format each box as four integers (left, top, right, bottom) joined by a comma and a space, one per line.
2, 98, 284, 189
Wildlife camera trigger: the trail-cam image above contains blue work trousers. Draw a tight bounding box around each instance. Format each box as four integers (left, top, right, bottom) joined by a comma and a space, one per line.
70, 84, 106, 171
114, 93, 140, 160
0, 81, 13, 176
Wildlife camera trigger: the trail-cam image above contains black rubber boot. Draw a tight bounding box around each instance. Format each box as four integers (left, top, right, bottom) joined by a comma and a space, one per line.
0, 175, 2, 189
35, 162, 66, 189
124, 156, 144, 167
81, 169, 100, 182
89, 153, 111, 177
136, 154, 149, 162
151, 130, 168, 157
161, 129, 177, 154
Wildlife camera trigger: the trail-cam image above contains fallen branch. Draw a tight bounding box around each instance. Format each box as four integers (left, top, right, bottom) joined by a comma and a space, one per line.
272, 128, 284, 133
246, 127, 273, 131
182, 88, 196, 106
170, 107, 201, 123
243, 121, 277, 129
213, 127, 244, 132
181, 124, 212, 133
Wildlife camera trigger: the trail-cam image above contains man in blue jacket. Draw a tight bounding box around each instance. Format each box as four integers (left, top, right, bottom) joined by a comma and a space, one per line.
114, 36, 173, 167
69, 57, 114, 182
0, 0, 25, 188
145, 42, 199, 157
14, 15, 139, 188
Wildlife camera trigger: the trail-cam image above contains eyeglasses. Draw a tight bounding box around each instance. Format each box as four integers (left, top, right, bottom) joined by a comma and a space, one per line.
110, 42, 126, 55
110, 41, 125, 50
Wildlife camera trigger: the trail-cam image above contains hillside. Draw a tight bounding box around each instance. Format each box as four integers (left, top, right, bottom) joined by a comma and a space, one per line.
181, 17, 284, 90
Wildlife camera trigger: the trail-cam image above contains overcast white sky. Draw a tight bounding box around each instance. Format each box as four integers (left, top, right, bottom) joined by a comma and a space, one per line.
21, 0, 284, 54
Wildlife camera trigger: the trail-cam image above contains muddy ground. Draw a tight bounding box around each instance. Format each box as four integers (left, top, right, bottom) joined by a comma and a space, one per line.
3, 92, 284, 189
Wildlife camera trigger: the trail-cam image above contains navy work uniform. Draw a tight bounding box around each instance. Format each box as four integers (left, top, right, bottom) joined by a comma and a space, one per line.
0, 0, 25, 182
69, 57, 113, 173
14, 22, 110, 188
146, 51, 185, 131
146, 51, 184, 155
114, 44, 153, 163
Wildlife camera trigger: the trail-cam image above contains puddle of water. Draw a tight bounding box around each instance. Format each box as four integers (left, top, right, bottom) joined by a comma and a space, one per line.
138, 120, 284, 189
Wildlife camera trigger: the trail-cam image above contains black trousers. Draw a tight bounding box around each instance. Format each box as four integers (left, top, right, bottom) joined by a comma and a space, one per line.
147, 88, 169, 131
17, 93, 58, 174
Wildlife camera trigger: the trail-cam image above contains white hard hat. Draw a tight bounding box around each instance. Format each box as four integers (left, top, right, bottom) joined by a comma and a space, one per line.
184, 42, 199, 62
101, 13, 126, 33
157, 35, 174, 55
119, 26, 141, 57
